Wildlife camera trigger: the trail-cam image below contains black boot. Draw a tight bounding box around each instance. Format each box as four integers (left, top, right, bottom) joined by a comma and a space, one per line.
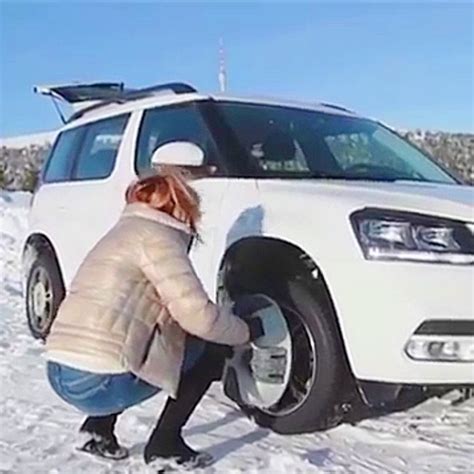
144, 428, 213, 469
144, 344, 226, 469
79, 415, 129, 460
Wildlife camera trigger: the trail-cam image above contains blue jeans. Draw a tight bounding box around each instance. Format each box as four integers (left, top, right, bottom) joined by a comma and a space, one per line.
47, 337, 206, 416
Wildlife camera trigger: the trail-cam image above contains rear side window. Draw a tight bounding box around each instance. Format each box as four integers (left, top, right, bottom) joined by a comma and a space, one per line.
73, 114, 129, 180
43, 128, 83, 183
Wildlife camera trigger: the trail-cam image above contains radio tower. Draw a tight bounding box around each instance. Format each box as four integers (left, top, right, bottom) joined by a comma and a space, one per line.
218, 37, 227, 93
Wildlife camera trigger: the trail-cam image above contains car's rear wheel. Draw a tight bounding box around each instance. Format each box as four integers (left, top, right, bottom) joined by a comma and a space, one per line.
26, 251, 65, 340
236, 278, 348, 434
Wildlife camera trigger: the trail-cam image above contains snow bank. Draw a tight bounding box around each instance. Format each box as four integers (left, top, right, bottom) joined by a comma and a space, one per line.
0, 191, 30, 287
0, 192, 473, 473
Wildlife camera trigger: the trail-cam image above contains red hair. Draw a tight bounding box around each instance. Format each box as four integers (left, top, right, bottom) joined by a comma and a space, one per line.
126, 168, 201, 234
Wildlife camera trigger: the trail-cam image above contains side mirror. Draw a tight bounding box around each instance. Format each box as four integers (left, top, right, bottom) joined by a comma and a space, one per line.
150, 141, 205, 168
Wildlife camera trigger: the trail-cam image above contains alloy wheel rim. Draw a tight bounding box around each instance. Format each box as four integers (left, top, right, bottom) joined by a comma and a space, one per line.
28, 267, 53, 332
261, 303, 317, 417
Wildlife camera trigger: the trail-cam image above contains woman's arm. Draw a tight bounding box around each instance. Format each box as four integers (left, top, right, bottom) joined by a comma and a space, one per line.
140, 231, 250, 346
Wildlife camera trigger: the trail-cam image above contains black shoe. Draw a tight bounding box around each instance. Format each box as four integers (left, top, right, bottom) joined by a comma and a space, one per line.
78, 415, 128, 460
151, 453, 214, 473
224, 366, 245, 406
78, 434, 129, 460
144, 432, 213, 470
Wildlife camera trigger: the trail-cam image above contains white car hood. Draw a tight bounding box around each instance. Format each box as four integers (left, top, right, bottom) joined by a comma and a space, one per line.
259, 180, 474, 221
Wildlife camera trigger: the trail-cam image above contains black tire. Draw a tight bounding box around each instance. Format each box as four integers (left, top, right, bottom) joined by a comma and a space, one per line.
26, 250, 65, 340
237, 278, 347, 434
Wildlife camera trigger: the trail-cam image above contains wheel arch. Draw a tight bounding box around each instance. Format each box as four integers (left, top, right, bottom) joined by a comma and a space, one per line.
23, 233, 66, 340
217, 235, 353, 373
22, 233, 65, 289
218, 236, 318, 293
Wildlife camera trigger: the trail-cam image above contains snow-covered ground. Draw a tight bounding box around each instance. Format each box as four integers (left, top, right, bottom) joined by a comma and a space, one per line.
0, 191, 473, 473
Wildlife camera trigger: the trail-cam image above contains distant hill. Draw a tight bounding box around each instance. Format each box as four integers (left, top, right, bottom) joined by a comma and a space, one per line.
0, 129, 472, 190
0, 131, 57, 149
401, 130, 472, 184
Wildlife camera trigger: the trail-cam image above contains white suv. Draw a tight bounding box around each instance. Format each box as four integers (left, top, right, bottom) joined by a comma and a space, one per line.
23, 82, 474, 434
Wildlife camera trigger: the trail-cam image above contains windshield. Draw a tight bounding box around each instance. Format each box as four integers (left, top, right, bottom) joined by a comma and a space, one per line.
216, 102, 457, 184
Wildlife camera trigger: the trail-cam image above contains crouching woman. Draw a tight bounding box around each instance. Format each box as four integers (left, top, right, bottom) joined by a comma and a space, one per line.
45, 170, 260, 469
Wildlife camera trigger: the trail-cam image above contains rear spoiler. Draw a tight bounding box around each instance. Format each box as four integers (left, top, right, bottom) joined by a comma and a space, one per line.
34, 82, 126, 123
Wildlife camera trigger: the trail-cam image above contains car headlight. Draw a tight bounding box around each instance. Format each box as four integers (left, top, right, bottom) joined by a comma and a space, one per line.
350, 208, 474, 264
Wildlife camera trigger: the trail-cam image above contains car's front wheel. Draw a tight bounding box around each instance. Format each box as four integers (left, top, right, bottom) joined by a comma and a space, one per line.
235, 278, 349, 434
26, 250, 65, 340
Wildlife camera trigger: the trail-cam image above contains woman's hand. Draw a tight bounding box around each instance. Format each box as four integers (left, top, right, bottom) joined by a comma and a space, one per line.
232, 297, 271, 343
248, 317, 265, 342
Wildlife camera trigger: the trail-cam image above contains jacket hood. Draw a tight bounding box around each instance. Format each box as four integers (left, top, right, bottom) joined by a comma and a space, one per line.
122, 202, 193, 235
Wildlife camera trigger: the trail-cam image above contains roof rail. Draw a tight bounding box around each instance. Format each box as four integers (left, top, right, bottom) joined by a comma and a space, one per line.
319, 102, 355, 114
67, 82, 198, 122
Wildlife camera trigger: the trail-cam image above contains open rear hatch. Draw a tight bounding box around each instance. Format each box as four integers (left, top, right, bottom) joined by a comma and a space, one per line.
34, 82, 127, 123
33, 82, 126, 105
34, 81, 198, 123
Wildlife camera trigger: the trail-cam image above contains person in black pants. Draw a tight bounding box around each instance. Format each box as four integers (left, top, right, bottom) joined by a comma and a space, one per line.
78, 332, 262, 468
45, 171, 264, 470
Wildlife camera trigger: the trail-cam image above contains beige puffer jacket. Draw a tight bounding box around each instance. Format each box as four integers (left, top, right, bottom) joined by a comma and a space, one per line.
46, 202, 250, 397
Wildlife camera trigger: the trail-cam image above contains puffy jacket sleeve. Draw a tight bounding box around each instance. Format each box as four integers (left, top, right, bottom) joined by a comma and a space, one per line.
140, 229, 250, 346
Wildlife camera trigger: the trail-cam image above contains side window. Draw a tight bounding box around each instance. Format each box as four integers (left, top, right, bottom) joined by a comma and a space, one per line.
43, 128, 83, 183
136, 104, 219, 175
73, 114, 129, 180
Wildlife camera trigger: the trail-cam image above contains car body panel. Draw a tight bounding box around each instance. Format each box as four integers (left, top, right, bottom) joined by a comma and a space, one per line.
201, 178, 474, 384
323, 260, 473, 383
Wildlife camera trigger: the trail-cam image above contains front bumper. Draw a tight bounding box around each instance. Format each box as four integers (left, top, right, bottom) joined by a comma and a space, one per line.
325, 260, 474, 384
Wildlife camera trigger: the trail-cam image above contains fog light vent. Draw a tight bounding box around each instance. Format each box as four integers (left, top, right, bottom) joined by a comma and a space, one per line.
414, 320, 474, 336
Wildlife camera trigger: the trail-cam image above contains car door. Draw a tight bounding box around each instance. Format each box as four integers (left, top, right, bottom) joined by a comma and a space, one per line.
35, 114, 132, 286
135, 102, 229, 296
